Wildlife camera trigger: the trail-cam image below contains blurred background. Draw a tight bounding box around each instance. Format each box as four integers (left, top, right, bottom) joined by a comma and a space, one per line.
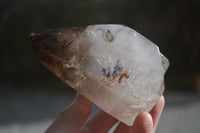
0, 0, 200, 132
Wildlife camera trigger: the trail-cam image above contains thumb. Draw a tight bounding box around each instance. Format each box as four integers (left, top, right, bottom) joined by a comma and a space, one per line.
45, 93, 92, 133
132, 112, 153, 133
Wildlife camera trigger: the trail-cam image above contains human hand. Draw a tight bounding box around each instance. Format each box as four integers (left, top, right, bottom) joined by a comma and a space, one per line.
45, 93, 165, 133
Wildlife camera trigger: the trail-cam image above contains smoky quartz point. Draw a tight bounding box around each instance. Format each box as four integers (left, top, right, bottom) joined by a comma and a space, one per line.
30, 24, 169, 126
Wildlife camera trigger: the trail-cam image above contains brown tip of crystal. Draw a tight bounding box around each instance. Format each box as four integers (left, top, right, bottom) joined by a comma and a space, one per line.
29, 32, 36, 38
29, 32, 42, 41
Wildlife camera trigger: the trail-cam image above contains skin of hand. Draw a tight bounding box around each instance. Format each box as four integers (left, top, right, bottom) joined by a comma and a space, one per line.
45, 93, 165, 133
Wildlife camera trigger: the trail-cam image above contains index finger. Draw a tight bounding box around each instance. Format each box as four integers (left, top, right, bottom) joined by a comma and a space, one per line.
149, 95, 165, 132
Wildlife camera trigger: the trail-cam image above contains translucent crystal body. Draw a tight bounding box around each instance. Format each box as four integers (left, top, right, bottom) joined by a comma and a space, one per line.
30, 24, 169, 126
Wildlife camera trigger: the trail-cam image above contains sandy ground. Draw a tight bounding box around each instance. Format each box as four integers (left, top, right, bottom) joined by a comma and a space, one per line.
0, 88, 200, 133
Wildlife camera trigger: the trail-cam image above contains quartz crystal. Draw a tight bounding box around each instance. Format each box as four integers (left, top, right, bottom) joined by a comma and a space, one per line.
30, 24, 169, 126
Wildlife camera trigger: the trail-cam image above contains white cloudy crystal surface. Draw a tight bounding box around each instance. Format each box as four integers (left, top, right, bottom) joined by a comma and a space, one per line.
30, 24, 169, 126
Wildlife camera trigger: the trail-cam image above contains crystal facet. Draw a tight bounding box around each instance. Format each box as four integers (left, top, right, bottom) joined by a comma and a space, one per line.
30, 24, 169, 126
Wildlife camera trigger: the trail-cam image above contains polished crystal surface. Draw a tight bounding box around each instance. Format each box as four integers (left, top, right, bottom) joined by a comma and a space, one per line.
30, 24, 169, 126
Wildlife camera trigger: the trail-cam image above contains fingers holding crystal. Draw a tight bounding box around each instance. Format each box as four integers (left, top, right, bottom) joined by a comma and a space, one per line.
84, 111, 118, 133
149, 95, 165, 132
113, 122, 133, 133
131, 112, 153, 133
45, 93, 92, 133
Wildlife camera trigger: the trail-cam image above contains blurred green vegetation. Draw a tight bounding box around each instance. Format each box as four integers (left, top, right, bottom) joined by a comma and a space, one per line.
0, 0, 200, 91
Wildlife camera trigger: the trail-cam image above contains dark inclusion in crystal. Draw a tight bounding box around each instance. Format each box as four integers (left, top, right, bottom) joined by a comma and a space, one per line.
104, 29, 114, 42
101, 60, 129, 87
